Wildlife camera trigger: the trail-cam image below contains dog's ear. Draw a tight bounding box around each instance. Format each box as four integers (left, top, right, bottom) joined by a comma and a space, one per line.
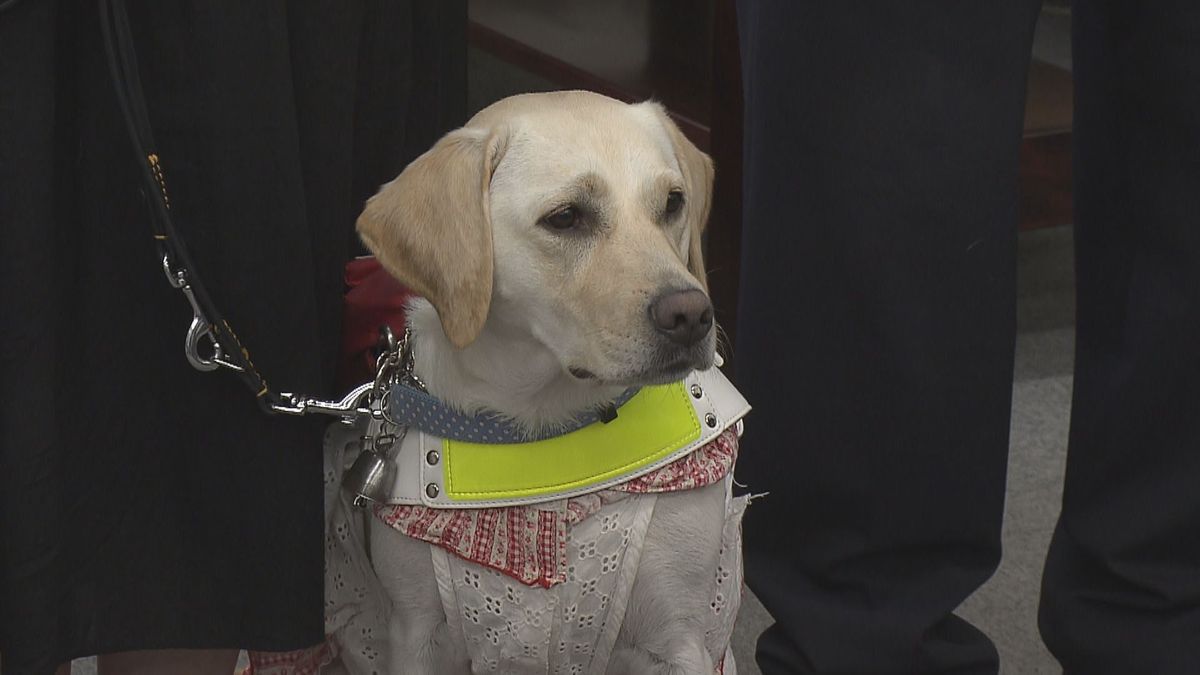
648, 104, 715, 291
357, 128, 507, 348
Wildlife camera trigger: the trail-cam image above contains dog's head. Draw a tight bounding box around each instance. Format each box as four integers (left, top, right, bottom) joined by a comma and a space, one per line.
357, 91, 715, 387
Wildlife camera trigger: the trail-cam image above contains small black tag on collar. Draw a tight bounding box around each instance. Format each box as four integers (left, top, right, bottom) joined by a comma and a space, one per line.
598, 403, 619, 424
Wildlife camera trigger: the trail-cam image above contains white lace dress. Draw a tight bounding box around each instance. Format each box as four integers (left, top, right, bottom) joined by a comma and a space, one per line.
248, 426, 748, 675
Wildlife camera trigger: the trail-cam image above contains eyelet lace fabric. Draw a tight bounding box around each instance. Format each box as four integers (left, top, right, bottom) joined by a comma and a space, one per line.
433, 492, 655, 673
248, 426, 747, 675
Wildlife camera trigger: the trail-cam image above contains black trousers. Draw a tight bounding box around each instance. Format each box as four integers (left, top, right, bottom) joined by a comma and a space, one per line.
734, 2, 1200, 674
0, 2, 464, 673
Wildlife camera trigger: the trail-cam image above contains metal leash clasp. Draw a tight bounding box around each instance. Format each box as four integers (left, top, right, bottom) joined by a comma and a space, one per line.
162, 253, 244, 374
270, 325, 416, 422
270, 381, 375, 421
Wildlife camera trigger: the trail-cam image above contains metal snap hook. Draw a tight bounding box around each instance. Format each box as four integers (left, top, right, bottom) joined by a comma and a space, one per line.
185, 314, 221, 372
161, 253, 186, 289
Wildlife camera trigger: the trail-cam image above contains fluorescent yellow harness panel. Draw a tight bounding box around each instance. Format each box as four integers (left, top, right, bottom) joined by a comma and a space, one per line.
442, 382, 700, 502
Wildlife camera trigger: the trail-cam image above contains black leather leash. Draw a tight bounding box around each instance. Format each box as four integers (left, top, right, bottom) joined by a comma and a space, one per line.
98, 0, 379, 418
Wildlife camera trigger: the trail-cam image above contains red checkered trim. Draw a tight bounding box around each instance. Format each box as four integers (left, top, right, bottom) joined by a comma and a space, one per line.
613, 428, 738, 494
373, 429, 738, 588
375, 503, 567, 588
246, 639, 335, 675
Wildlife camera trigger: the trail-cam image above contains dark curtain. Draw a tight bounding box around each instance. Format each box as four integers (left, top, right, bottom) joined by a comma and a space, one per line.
0, 1, 466, 673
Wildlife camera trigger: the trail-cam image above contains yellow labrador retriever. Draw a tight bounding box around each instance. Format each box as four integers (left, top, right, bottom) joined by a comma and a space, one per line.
342, 91, 747, 675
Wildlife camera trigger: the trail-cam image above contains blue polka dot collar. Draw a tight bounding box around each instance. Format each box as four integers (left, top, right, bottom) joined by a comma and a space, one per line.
384, 382, 642, 444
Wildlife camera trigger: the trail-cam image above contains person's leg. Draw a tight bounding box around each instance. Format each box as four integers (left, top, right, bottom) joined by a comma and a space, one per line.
733, 2, 1041, 673
1038, 2, 1200, 673
97, 649, 239, 675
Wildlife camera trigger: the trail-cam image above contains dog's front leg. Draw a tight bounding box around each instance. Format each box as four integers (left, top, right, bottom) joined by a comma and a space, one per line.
607, 482, 726, 675
368, 517, 471, 674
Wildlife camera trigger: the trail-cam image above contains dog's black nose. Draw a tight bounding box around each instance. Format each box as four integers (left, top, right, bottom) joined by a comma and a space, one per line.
650, 289, 713, 346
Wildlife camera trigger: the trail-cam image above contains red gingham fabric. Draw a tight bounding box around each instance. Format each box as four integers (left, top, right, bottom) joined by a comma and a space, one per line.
613, 428, 739, 494
246, 639, 335, 675
373, 428, 739, 588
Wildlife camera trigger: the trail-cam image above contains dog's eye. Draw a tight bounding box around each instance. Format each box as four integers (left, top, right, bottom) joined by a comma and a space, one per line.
665, 191, 685, 216
542, 207, 579, 231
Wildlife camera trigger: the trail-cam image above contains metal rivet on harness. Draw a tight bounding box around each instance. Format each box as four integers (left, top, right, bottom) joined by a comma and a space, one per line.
598, 403, 618, 424
425, 483, 440, 498
690, 384, 703, 399
426, 450, 440, 466
704, 413, 718, 428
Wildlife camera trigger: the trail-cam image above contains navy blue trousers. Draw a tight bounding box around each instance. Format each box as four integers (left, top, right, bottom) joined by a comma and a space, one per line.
733, 2, 1200, 673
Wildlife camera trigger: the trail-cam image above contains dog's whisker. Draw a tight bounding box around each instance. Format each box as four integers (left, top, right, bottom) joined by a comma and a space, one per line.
714, 322, 732, 359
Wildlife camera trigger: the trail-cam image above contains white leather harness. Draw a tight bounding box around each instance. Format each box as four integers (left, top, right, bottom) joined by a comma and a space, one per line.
383, 366, 750, 508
